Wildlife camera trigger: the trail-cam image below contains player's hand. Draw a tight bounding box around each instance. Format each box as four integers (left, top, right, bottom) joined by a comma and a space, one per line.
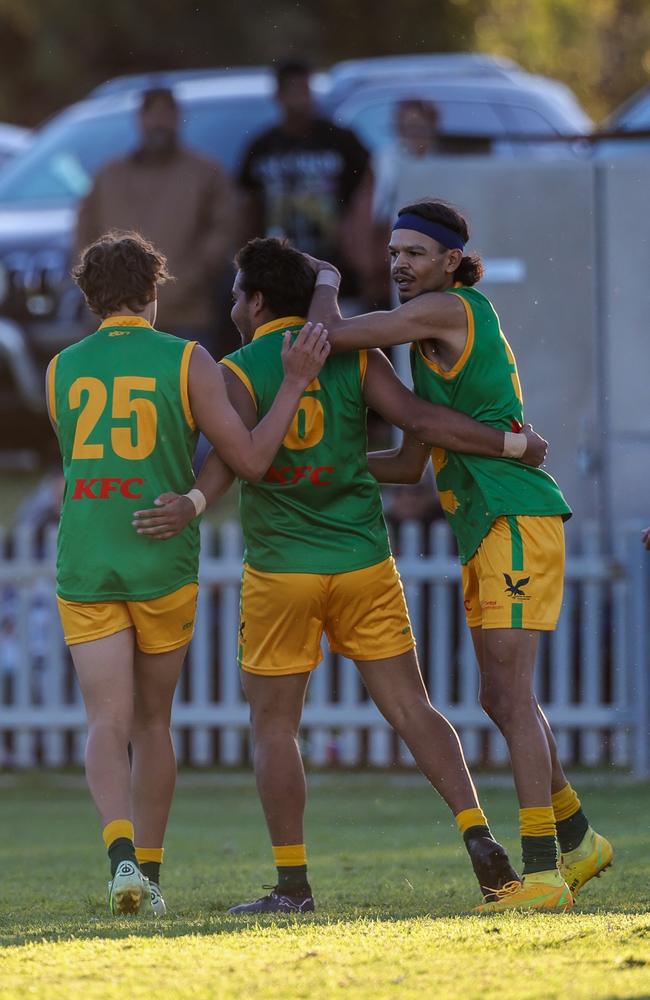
282, 321, 331, 388
642, 527, 650, 551
520, 423, 548, 467
132, 492, 195, 540
302, 253, 341, 282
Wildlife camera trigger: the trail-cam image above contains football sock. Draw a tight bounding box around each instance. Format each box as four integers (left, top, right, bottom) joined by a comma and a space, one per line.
552, 783, 590, 853
103, 819, 137, 877
272, 843, 310, 895
136, 846, 164, 886
455, 806, 492, 843
519, 806, 558, 876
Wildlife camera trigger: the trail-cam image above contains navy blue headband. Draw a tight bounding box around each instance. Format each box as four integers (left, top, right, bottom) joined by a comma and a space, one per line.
392, 213, 466, 251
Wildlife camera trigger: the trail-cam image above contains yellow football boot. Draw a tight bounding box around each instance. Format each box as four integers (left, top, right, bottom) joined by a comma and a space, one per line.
475, 870, 573, 913
560, 828, 613, 896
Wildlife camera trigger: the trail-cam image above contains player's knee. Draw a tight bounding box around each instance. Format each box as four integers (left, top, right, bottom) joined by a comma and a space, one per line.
381, 693, 431, 734
132, 710, 171, 736
480, 684, 536, 730
249, 705, 300, 741
87, 716, 132, 744
479, 685, 514, 727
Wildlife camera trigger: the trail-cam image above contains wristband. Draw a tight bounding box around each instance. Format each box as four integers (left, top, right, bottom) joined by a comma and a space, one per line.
502, 431, 527, 460
315, 269, 341, 289
184, 488, 206, 516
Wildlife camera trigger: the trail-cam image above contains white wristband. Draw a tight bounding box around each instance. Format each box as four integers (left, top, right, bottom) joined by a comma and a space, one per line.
315, 269, 341, 289
502, 431, 527, 460
184, 488, 206, 517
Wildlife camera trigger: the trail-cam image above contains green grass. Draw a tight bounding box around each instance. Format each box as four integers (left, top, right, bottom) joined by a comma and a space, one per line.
1, 772, 649, 999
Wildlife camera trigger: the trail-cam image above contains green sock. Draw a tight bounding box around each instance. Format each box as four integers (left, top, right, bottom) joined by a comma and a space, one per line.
108, 838, 138, 878
277, 864, 310, 895
556, 810, 589, 854
140, 861, 161, 885
521, 836, 558, 875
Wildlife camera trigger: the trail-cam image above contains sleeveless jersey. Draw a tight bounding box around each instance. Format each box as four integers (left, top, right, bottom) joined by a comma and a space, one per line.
411, 286, 571, 564
49, 316, 200, 601
221, 316, 391, 574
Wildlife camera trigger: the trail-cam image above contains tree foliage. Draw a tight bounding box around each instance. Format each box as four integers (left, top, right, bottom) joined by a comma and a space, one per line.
0, 0, 648, 126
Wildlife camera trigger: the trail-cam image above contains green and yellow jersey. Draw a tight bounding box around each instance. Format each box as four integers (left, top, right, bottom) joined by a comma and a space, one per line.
221, 316, 391, 574
411, 286, 571, 564
49, 316, 200, 601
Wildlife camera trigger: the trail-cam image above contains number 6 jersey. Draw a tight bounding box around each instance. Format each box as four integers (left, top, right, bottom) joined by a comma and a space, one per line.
221, 316, 391, 574
48, 316, 200, 601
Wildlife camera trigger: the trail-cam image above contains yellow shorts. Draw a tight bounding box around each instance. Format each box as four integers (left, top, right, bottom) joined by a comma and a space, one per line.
238, 557, 415, 676
462, 515, 565, 631
56, 582, 198, 654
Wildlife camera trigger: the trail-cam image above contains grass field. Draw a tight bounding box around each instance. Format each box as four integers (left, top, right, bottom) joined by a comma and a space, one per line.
1, 772, 649, 999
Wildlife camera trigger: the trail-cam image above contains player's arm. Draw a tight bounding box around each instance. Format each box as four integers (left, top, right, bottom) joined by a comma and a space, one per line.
368, 433, 432, 485
132, 449, 236, 539
361, 348, 547, 465
306, 261, 465, 352
132, 368, 257, 540
642, 527, 650, 551
188, 324, 329, 482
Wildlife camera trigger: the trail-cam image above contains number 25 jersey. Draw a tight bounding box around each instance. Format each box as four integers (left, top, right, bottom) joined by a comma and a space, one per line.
49, 316, 199, 602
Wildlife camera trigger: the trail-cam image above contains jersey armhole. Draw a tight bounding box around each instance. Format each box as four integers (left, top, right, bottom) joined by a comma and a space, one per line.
180, 341, 198, 431
219, 358, 258, 409
416, 294, 475, 380
359, 349, 368, 386
46, 354, 59, 427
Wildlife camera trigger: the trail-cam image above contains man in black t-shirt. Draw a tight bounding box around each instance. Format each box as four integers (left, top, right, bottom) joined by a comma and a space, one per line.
238, 59, 374, 300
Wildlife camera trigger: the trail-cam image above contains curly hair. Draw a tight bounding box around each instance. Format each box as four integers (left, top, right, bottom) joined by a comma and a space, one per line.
235, 237, 315, 317
72, 231, 172, 317
397, 200, 484, 286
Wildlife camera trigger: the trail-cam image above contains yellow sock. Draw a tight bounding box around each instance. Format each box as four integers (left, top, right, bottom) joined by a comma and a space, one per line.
551, 783, 581, 822
455, 807, 489, 836
272, 844, 307, 868
102, 819, 134, 850
273, 844, 309, 893
136, 846, 164, 884
520, 806, 558, 875
519, 806, 556, 838
135, 847, 164, 865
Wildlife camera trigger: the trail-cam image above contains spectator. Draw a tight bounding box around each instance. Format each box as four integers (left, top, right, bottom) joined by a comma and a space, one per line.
373, 99, 443, 226
238, 59, 374, 307
365, 100, 443, 309
75, 87, 236, 356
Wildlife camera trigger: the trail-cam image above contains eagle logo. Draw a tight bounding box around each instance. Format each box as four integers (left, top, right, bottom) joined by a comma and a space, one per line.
503, 573, 530, 597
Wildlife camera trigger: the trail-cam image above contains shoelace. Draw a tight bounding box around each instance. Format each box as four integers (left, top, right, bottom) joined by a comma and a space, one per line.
482, 879, 523, 899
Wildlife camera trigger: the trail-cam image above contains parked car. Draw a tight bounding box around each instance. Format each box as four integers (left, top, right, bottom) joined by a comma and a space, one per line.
0, 124, 32, 169
335, 77, 591, 158
0, 58, 591, 452
592, 84, 650, 157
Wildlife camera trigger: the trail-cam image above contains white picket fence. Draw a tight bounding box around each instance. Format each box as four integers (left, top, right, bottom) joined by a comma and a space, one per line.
1, 519, 648, 774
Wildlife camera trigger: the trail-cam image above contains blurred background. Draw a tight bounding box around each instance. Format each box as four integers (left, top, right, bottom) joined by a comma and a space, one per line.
1, 0, 649, 775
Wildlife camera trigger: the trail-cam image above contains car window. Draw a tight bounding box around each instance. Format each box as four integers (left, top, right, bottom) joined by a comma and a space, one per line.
335, 98, 507, 153
0, 97, 278, 204
501, 104, 557, 134
614, 94, 650, 128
